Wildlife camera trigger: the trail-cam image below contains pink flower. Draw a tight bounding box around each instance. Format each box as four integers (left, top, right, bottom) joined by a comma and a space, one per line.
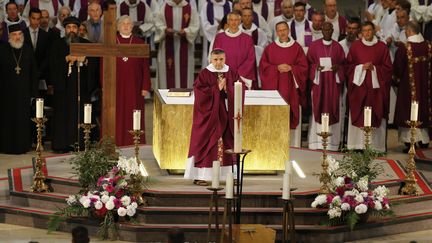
336, 187, 345, 196
111, 166, 119, 174
97, 176, 105, 186
382, 197, 389, 205
326, 195, 334, 204
344, 177, 352, 184
106, 185, 114, 193
94, 206, 107, 217
114, 198, 122, 209
115, 189, 124, 198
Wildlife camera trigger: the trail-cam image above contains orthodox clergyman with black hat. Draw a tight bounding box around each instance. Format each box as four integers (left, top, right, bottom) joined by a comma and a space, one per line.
0, 24, 38, 154
49, 16, 100, 152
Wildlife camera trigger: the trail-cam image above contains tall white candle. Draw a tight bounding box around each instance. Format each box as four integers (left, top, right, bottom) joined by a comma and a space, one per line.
133, 110, 141, 130
410, 101, 418, 122
233, 81, 243, 153
285, 160, 292, 175
36, 98, 44, 118
211, 161, 220, 189
84, 104, 92, 124
321, 113, 329, 133
364, 106, 372, 127
225, 172, 234, 199
282, 173, 290, 200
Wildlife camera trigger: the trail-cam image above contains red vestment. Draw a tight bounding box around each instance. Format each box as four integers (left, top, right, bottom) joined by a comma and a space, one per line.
259, 40, 308, 129
212, 31, 257, 85
307, 39, 346, 125
347, 39, 392, 128
393, 41, 432, 128
115, 35, 151, 146
188, 67, 244, 168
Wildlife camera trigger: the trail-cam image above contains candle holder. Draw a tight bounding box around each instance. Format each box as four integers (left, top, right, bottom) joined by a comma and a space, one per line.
79, 123, 96, 151
128, 129, 146, 205
280, 197, 296, 243
400, 120, 422, 196
207, 187, 224, 243
224, 149, 251, 224
31, 117, 50, 193
316, 132, 332, 194
361, 126, 375, 149
220, 197, 235, 243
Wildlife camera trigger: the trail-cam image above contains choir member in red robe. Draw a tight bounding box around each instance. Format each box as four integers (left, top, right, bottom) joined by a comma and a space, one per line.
307, 22, 345, 151
346, 21, 392, 152
259, 21, 308, 147
393, 21, 431, 151
212, 11, 256, 89
115, 15, 151, 146
184, 49, 244, 186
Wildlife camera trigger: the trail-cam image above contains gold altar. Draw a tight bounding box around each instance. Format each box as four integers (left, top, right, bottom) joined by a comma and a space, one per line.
152, 90, 290, 171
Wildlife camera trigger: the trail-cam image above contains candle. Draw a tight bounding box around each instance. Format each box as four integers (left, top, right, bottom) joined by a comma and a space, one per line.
211, 161, 220, 189
133, 110, 141, 130
233, 81, 243, 153
36, 98, 44, 118
285, 160, 292, 175
364, 106, 372, 127
282, 173, 290, 200
321, 113, 329, 133
84, 104, 92, 124
225, 172, 234, 199
410, 101, 418, 122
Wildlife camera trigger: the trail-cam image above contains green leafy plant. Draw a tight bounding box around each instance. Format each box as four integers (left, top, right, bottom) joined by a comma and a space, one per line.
337, 147, 386, 182
68, 137, 118, 191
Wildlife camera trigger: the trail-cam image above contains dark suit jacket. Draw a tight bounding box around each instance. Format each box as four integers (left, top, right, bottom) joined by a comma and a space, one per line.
24, 27, 50, 81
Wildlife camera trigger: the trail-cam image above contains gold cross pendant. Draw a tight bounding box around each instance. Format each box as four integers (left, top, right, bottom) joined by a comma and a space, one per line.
15, 65, 21, 75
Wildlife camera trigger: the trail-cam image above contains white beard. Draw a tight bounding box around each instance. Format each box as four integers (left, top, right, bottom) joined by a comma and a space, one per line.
9, 37, 24, 49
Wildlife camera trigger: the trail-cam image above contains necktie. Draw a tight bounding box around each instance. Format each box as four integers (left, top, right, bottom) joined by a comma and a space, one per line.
32, 30, 37, 49
92, 23, 100, 42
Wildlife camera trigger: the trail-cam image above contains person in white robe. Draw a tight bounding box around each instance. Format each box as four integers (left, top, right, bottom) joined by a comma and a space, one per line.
311, 11, 323, 41
154, 0, 199, 89
22, 0, 62, 20
365, 0, 384, 26
117, 0, 155, 37
378, 0, 397, 39
239, 0, 271, 40
323, 0, 347, 41
253, 0, 274, 22
200, 0, 231, 68
268, 0, 293, 40
291, 1, 312, 53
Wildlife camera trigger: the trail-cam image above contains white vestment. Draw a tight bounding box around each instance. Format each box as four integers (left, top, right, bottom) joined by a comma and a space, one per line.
311, 25, 323, 42
154, 0, 199, 89
347, 116, 387, 152
293, 18, 312, 54
325, 12, 342, 41
22, 0, 61, 19
378, 8, 396, 38
200, 0, 231, 68
253, 0, 275, 22
367, 1, 384, 26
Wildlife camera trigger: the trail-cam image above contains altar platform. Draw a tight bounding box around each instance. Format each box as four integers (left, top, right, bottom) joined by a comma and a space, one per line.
2, 145, 432, 242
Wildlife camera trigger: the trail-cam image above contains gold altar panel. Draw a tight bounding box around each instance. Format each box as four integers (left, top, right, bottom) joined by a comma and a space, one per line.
153, 91, 289, 171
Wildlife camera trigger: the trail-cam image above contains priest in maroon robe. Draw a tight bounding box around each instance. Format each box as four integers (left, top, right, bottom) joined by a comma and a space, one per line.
259, 21, 308, 147
184, 49, 245, 186
307, 22, 345, 151
393, 21, 431, 151
115, 15, 151, 146
212, 11, 256, 89
346, 21, 392, 152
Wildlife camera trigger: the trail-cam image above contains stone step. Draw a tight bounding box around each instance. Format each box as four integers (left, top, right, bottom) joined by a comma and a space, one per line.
2, 202, 432, 243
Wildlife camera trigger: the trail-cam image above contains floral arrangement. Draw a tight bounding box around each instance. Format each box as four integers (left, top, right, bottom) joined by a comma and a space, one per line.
49, 156, 147, 239
312, 155, 393, 230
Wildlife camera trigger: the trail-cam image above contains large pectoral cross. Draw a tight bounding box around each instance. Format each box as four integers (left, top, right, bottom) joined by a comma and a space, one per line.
70, 4, 150, 140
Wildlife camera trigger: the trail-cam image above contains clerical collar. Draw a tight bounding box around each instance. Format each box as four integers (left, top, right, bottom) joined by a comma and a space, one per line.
322, 39, 332, 45
120, 33, 132, 38
361, 36, 378, 46
282, 15, 293, 22
407, 34, 424, 43
211, 0, 226, 6
4, 15, 22, 26
167, 0, 188, 7
206, 63, 229, 73
275, 37, 294, 48
239, 23, 257, 33
325, 12, 339, 22
225, 28, 242, 38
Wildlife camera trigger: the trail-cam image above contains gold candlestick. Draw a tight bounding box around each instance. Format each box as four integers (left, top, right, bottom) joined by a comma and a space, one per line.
401, 120, 422, 196
361, 126, 374, 149
31, 117, 50, 193
128, 129, 146, 205
79, 123, 96, 151
317, 132, 332, 194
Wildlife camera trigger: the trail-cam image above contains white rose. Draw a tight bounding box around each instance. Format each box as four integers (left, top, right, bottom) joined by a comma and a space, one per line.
327, 207, 342, 219
101, 191, 109, 196
332, 196, 341, 206
374, 201, 382, 211
374, 186, 389, 198
357, 176, 369, 192
117, 207, 127, 217
126, 205, 136, 217
315, 195, 327, 205
81, 199, 91, 208
92, 195, 101, 201
130, 202, 138, 209
66, 195, 76, 205
355, 194, 364, 203
105, 200, 115, 210
121, 196, 131, 206
109, 196, 116, 201
94, 200, 103, 210
327, 157, 339, 174
101, 195, 110, 204
354, 204, 368, 214
334, 177, 345, 187
311, 201, 318, 208
384, 204, 390, 210
341, 203, 350, 211
360, 192, 368, 198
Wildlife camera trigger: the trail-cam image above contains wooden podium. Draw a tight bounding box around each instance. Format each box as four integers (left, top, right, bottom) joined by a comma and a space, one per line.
153, 89, 290, 171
